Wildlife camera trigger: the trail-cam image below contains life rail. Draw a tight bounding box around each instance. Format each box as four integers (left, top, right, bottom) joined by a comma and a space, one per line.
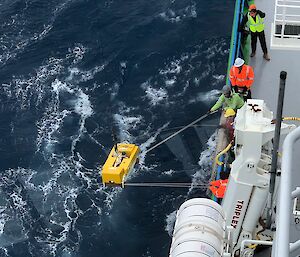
272, 0, 300, 49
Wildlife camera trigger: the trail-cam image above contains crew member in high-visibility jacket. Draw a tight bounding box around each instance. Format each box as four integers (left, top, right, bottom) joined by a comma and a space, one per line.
209, 85, 244, 113
209, 179, 228, 199
229, 57, 254, 100
240, 4, 270, 61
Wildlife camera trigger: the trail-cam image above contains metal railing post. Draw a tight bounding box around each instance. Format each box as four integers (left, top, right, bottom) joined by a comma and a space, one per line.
267, 71, 287, 227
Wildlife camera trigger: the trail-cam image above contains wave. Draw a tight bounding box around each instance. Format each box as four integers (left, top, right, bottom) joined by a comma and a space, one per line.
0, 41, 115, 256
141, 81, 168, 106
36, 79, 93, 154
113, 103, 143, 142
158, 3, 197, 23
159, 60, 182, 75
66, 65, 106, 83
188, 131, 217, 195
165, 210, 177, 236
0, 0, 78, 67
188, 89, 221, 104
1, 44, 88, 110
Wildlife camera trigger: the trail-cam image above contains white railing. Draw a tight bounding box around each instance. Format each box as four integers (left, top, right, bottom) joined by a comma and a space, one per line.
271, 0, 300, 49
275, 0, 300, 37
274, 126, 300, 257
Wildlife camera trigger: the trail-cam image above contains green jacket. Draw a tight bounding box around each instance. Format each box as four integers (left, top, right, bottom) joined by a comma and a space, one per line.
210, 93, 244, 112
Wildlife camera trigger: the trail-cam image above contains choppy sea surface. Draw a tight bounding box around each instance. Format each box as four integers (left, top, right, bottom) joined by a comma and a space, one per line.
0, 0, 234, 256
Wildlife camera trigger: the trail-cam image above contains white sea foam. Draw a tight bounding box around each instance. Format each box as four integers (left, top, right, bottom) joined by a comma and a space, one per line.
211, 75, 226, 88
212, 74, 226, 81
204, 40, 227, 60
162, 169, 176, 176
174, 80, 190, 97
0, 41, 108, 255
2, 45, 89, 111
165, 210, 177, 236
74, 89, 93, 118
19, 168, 37, 191
165, 78, 176, 87
159, 60, 182, 75
66, 65, 106, 82
68, 44, 87, 64
141, 81, 168, 106
198, 131, 217, 168
189, 89, 220, 104
120, 61, 127, 70
0, 247, 9, 257
0, 22, 53, 66
54, 0, 76, 16
0, 0, 75, 67
37, 79, 93, 154
159, 4, 197, 23
111, 103, 143, 142
0, 207, 9, 235
0, 167, 84, 256
36, 80, 70, 152
159, 10, 181, 23
188, 131, 217, 194
97, 187, 122, 213
110, 82, 120, 100
113, 113, 142, 142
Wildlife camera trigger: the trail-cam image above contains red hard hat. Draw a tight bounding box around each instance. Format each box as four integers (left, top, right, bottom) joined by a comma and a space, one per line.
249, 4, 256, 11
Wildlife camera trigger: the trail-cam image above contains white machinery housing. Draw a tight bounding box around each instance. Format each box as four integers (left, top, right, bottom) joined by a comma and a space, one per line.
222, 99, 294, 250
169, 99, 296, 256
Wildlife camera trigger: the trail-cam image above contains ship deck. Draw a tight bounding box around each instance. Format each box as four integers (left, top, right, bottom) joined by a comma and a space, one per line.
251, 0, 300, 256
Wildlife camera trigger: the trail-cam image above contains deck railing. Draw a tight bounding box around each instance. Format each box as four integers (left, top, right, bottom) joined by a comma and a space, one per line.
271, 0, 300, 48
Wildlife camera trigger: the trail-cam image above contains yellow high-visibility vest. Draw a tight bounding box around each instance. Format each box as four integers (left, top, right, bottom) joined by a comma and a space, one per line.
247, 13, 264, 32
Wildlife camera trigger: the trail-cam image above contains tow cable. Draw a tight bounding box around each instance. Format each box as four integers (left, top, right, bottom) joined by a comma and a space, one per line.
144, 110, 218, 154
124, 182, 209, 189
102, 110, 218, 188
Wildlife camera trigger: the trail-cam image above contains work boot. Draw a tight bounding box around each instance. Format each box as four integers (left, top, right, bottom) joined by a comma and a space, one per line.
263, 53, 270, 61
250, 52, 256, 57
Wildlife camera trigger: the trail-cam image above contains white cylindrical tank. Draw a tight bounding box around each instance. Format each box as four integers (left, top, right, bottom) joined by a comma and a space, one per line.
242, 186, 268, 233
169, 198, 226, 257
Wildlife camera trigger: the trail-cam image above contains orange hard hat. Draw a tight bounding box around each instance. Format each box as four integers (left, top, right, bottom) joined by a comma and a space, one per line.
249, 4, 256, 11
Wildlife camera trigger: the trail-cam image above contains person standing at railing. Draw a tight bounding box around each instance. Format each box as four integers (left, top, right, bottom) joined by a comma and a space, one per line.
239, 4, 271, 61
229, 57, 254, 100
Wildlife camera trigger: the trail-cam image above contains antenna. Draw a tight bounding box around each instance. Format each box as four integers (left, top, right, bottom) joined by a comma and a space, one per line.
111, 128, 118, 154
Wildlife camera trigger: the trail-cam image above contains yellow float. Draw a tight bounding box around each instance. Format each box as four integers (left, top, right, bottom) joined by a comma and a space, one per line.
101, 143, 140, 187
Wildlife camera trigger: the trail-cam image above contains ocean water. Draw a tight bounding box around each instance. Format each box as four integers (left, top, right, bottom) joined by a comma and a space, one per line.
0, 0, 234, 256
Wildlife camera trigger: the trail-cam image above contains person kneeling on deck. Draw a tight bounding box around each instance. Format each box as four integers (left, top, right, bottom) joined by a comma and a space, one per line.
229, 57, 254, 100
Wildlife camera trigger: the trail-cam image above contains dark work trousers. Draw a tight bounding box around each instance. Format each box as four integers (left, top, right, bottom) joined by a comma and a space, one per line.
233, 86, 252, 101
251, 30, 268, 54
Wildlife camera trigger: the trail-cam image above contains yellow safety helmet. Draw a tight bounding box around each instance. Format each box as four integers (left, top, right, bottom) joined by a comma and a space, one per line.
224, 108, 236, 118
